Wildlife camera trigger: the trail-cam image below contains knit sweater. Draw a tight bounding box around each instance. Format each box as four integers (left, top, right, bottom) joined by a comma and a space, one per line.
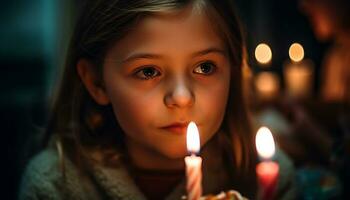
18, 138, 297, 200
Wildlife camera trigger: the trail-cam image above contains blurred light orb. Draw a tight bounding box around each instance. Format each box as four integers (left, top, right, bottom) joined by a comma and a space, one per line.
255, 43, 272, 65
255, 72, 280, 100
289, 43, 304, 62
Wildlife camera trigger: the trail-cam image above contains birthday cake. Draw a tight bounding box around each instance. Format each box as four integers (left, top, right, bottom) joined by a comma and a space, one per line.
182, 190, 248, 200
201, 190, 248, 200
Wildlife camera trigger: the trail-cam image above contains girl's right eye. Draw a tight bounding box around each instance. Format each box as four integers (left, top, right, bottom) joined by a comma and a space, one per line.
134, 67, 161, 80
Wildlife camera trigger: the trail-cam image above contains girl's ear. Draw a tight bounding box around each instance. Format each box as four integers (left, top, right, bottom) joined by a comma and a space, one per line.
77, 59, 110, 105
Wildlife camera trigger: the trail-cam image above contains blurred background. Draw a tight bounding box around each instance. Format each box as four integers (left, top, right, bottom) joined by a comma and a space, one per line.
2, 0, 349, 199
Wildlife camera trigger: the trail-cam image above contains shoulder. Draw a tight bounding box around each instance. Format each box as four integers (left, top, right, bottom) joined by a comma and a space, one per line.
274, 148, 298, 200
18, 147, 98, 200
18, 148, 65, 199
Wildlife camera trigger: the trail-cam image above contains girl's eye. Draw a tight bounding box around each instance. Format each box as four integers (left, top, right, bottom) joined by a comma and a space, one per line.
134, 67, 161, 80
193, 62, 216, 75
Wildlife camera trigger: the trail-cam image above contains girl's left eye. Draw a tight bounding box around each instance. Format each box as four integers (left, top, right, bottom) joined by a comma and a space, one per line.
193, 62, 217, 75
134, 67, 161, 80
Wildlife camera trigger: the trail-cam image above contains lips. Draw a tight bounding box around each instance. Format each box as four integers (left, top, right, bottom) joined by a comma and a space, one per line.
161, 122, 189, 134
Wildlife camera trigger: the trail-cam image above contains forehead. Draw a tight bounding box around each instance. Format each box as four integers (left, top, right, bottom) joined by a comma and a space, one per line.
108, 6, 225, 60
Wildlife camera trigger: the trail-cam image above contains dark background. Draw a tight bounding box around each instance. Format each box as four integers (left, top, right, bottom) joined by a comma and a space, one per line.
1, 0, 330, 199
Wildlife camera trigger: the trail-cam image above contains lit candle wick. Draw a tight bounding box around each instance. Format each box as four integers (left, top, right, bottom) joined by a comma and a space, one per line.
255, 126, 279, 200
185, 122, 202, 200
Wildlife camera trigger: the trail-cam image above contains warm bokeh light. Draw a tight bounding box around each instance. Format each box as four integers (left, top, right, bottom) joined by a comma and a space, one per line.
284, 60, 314, 98
255, 43, 272, 65
256, 127, 276, 159
254, 72, 280, 99
289, 43, 304, 62
187, 122, 200, 154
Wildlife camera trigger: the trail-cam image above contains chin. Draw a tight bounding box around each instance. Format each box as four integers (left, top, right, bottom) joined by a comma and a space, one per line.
161, 146, 188, 159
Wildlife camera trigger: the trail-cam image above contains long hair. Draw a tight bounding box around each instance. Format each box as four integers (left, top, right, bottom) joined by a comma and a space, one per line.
45, 0, 257, 197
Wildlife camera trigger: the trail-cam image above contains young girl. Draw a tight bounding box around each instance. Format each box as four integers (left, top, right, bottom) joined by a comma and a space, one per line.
19, 0, 297, 199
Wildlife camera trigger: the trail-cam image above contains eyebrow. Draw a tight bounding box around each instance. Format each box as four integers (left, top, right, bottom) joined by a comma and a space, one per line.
122, 47, 226, 63
192, 47, 226, 57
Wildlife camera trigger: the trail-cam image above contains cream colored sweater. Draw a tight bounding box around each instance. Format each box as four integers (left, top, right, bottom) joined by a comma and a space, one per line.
19, 139, 297, 200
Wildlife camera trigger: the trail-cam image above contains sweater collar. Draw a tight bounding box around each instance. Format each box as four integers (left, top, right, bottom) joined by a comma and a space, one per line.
87, 135, 229, 200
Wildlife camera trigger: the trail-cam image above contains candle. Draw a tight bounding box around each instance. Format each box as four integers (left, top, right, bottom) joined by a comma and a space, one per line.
255, 127, 279, 200
283, 43, 314, 99
185, 122, 202, 200
254, 72, 280, 101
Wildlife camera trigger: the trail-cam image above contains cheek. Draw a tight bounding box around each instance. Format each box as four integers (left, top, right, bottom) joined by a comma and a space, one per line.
103, 79, 162, 135
197, 75, 230, 139
208, 81, 229, 118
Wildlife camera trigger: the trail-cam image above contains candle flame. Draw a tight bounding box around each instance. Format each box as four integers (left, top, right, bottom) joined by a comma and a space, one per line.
255, 43, 272, 65
255, 127, 275, 159
289, 43, 304, 62
187, 121, 200, 154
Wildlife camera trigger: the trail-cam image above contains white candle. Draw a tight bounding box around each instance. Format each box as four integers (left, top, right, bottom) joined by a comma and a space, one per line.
254, 72, 280, 101
185, 122, 202, 200
284, 43, 314, 99
255, 127, 279, 200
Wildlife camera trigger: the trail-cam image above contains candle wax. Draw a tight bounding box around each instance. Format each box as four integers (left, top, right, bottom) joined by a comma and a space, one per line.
185, 155, 202, 200
256, 161, 279, 200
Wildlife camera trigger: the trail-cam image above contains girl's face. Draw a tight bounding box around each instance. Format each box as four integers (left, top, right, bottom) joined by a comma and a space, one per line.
102, 7, 231, 168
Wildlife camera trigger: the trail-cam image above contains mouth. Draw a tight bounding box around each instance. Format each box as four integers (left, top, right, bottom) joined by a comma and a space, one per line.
161, 122, 189, 134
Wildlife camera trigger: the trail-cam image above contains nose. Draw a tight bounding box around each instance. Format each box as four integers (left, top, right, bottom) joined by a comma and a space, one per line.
164, 77, 194, 108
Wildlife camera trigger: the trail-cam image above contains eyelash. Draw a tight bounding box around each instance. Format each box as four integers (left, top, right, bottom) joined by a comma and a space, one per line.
193, 61, 217, 75
134, 66, 161, 80
133, 61, 217, 80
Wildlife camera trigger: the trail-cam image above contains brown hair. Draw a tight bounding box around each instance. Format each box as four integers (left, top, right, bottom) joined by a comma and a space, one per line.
45, 0, 257, 197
